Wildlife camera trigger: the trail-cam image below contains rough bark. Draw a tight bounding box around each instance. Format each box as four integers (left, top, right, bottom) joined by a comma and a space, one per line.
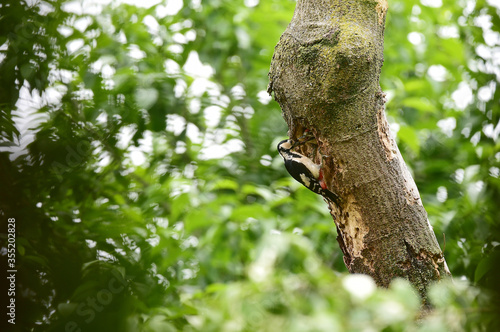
268, 0, 450, 300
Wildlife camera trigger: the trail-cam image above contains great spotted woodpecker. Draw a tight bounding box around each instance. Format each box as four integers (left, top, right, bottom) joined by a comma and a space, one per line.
277, 139, 340, 205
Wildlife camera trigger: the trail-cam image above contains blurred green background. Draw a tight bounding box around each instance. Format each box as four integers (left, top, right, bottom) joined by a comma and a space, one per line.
0, 0, 499, 331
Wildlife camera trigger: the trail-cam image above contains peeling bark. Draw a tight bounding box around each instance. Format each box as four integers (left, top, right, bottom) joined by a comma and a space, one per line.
269, 0, 450, 301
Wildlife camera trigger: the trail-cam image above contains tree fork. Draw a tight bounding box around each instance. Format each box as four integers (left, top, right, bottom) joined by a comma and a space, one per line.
268, 0, 450, 300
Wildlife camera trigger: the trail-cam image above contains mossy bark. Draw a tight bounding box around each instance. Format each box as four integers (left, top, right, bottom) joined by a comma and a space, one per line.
268, 0, 450, 300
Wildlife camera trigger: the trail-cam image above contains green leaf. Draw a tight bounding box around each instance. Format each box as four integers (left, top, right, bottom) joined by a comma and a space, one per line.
20, 63, 34, 79
57, 302, 78, 317
135, 88, 159, 110
397, 125, 420, 155
401, 97, 435, 113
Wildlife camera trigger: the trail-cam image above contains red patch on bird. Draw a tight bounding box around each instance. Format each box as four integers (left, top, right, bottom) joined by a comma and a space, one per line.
319, 169, 328, 189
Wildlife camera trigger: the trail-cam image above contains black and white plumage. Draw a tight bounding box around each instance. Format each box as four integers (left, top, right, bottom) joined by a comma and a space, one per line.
277, 139, 340, 205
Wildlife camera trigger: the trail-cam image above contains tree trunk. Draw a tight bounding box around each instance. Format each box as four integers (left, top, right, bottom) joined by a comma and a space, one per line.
268, 0, 450, 300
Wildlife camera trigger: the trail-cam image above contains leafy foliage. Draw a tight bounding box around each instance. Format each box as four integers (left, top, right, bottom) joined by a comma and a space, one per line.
0, 0, 498, 331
